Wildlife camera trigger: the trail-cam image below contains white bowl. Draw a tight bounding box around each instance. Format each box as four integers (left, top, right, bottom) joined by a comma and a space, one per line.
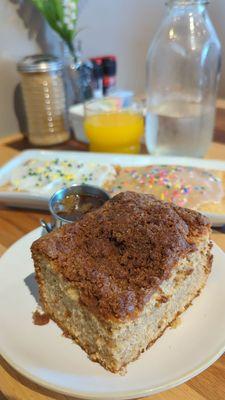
69, 103, 88, 143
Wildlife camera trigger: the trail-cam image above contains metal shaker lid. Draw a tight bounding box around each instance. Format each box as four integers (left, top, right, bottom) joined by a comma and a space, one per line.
17, 54, 63, 73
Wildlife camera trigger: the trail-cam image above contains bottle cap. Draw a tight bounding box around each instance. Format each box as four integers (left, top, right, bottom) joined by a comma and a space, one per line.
90, 57, 103, 65
91, 58, 104, 79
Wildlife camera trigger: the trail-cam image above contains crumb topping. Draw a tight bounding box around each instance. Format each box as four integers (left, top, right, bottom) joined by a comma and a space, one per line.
32, 310, 50, 326
32, 191, 210, 321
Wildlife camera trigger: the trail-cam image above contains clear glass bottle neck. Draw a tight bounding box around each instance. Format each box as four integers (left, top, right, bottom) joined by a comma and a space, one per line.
166, 0, 208, 8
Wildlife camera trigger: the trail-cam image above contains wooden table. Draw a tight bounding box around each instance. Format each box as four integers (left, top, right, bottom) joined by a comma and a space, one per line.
0, 132, 225, 400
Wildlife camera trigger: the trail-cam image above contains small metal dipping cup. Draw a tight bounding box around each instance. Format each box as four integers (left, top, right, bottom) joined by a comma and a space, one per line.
40, 184, 110, 233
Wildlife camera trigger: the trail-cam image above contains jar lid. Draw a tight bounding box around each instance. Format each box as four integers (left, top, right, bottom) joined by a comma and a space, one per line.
17, 54, 63, 73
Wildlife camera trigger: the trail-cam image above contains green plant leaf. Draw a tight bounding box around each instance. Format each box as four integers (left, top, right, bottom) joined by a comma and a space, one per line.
30, 0, 45, 12
54, 0, 64, 21
30, 0, 79, 55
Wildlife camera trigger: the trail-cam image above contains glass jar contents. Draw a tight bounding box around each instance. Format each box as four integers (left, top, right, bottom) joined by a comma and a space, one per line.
55, 193, 105, 221
146, 0, 221, 157
18, 55, 70, 146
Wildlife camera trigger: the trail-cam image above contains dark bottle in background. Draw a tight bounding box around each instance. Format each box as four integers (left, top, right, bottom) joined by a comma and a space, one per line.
102, 55, 117, 95
90, 57, 104, 98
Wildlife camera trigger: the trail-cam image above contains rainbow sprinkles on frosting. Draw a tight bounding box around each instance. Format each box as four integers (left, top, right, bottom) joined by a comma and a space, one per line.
0, 158, 224, 213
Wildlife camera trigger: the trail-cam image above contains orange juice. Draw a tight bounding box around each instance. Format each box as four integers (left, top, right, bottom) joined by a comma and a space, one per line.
84, 111, 144, 153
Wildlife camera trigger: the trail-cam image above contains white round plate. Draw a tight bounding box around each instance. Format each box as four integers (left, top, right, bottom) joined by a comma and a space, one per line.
0, 228, 225, 399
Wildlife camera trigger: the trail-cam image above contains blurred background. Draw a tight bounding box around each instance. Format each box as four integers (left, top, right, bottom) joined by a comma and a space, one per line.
0, 0, 224, 137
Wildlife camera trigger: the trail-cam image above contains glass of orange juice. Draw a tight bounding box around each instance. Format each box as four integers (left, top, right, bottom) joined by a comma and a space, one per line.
84, 97, 144, 153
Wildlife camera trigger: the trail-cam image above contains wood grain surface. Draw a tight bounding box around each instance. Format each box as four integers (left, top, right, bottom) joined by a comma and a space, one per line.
0, 132, 225, 400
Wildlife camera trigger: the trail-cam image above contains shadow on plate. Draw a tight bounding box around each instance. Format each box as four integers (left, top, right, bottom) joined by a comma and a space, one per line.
24, 272, 40, 306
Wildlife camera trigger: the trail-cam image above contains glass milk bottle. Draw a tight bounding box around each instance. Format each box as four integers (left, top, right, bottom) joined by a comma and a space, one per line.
146, 0, 221, 157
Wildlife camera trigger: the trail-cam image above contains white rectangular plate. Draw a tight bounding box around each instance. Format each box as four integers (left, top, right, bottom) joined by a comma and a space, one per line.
1, 149, 225, 225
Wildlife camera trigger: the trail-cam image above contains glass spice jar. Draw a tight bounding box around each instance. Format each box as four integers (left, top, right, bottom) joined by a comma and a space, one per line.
17, 55, 70, 146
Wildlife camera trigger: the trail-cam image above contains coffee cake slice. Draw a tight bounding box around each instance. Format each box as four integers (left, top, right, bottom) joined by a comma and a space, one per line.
31, 191, 212, 373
